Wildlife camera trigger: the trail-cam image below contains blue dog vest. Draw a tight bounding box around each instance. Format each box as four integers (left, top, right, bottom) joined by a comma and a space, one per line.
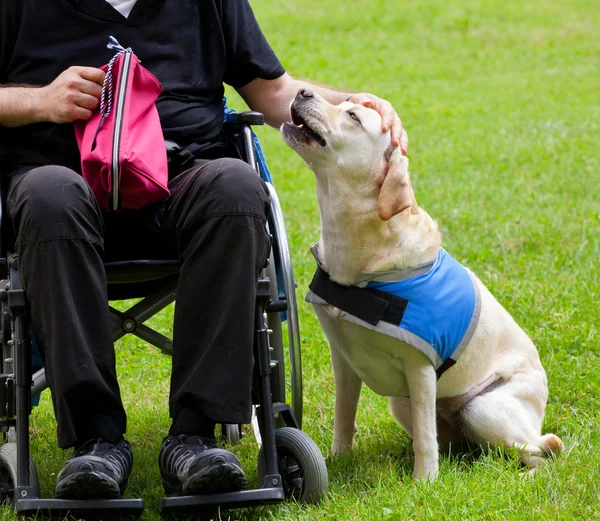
306, 246, 481, 378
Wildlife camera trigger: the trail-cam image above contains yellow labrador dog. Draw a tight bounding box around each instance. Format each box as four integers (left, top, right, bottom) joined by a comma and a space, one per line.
281, 89, 562, 479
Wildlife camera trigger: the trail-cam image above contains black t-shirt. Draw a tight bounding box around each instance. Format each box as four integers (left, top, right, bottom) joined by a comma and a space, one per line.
0, 0, 285, 173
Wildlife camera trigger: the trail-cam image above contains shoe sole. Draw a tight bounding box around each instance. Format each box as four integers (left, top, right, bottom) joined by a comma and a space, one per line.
55, 470, 122, 500
182, 462, 248, 496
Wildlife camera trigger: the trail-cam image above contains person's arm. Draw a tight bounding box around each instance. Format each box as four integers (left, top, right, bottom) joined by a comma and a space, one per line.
237, 72, 408, 153
0, 66, 105, 128
0, 86, 46, 127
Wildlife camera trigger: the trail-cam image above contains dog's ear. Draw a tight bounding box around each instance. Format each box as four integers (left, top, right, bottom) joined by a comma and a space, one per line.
377, 145, 416, 221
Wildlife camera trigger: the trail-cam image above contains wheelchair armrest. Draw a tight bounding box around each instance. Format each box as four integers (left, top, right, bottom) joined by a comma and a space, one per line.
226, 111, 264, 126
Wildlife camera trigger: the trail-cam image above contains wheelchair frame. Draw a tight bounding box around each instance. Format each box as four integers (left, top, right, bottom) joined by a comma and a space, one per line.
0, 113, 326, 517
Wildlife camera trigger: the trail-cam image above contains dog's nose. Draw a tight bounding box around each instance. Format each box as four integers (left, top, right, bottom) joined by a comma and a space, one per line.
296, 88, 315, 100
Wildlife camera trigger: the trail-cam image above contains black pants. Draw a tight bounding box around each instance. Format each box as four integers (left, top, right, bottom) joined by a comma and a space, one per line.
6, 159, 271, 448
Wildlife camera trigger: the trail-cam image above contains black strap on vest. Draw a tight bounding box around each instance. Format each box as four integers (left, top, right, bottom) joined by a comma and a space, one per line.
310, 266, 456, 380
309, 267, 408, 326
435, 359, 456, 379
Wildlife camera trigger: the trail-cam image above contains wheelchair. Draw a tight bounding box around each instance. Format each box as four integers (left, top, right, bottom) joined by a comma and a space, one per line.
0, 111, 328, 517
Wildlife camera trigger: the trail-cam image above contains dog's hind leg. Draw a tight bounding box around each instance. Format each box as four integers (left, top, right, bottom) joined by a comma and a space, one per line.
330, 344, 363, 455
390, 397, 465, 452
460, 370, 563, 470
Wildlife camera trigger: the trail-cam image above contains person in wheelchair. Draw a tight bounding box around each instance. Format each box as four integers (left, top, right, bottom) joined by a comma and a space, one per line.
0, 0, 408, 501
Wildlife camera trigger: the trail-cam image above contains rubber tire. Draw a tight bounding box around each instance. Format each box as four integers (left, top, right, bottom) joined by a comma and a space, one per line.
257, 427, 328, 504
0, 443, 40, 505
220, 424, 243, 444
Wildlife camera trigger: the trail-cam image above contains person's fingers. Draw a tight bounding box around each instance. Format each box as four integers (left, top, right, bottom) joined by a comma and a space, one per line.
379, 102, 397, 134
78, 79, 103, 100
350, 93, 373, 108
351, 93, 407, 152
74, 92, 102, 111
76, 66, 106, 86
355, 94, 396, 134
69, 106, 94, 122
53, 103, 93, 124
41, 67, 104, 123
400, 129, 409, 155
389, 115, 403, 147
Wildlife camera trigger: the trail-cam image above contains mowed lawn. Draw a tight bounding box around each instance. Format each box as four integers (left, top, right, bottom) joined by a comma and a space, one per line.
9, 0, 600, 520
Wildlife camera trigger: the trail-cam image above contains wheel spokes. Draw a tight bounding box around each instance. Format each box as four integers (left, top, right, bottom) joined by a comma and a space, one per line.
0, 466, 14, 503
279, 451, 304, 499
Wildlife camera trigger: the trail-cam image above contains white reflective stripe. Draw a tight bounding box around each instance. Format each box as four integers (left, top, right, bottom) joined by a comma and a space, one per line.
448, 269, 482, 362
305, 289, 326, 305
310, 242, 438, 287
337, 311, 443, 369
307, 289, 443, 369
111, 51, 132, 211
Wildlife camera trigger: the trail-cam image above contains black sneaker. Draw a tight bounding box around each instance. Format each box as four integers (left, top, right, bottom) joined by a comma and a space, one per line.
55, 438, 133, 499
158, 434, 248, 496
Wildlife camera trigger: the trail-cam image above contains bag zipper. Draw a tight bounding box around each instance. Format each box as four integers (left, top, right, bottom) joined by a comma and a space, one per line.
110, 51, 132, 211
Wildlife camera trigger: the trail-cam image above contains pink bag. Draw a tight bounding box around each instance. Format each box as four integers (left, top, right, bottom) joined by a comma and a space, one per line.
75, 37, 169, 211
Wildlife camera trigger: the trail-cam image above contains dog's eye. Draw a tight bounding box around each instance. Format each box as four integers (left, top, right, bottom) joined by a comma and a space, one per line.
347, 111, 359, 122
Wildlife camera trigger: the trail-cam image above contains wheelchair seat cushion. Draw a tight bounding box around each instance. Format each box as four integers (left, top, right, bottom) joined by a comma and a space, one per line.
104, 259, 180, 285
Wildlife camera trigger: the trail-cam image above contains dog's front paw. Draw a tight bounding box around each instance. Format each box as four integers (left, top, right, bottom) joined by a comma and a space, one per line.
413, 457, 439, 481
331, 439, 354, 456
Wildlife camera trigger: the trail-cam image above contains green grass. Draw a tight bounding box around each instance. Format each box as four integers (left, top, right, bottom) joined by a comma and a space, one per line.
7, 0, 600, 519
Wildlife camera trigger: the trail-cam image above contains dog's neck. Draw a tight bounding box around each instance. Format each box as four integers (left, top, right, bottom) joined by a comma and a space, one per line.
315, 176, 442, 286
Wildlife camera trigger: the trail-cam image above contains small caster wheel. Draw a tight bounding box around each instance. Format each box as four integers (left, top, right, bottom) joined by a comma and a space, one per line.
257, 427, 328, 504
221, 423, 243, 444
0, 443, 40, 506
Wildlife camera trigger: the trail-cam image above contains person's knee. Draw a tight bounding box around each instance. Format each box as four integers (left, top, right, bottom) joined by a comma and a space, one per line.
11, 166, 94, 217
196, 158, 270, 219
9, 166, 103, 244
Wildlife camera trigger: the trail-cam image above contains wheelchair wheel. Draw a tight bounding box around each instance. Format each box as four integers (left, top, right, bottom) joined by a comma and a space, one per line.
257, 427, 328, 504
265, 251, 287, 407
266, 184, 303, 427
220, 423, 243, 444
0, 443, 40, 505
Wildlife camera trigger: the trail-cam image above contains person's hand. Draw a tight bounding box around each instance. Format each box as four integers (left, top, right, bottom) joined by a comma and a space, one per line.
347, 93, 408, 155
38, 66, 106, 124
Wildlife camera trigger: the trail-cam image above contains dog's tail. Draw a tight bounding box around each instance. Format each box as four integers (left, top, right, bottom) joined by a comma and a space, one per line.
539, 433, 564, 456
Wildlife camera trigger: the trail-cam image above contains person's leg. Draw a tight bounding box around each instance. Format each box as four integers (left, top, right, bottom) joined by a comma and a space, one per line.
157, 158, 271, 495
7, 166, 132, 499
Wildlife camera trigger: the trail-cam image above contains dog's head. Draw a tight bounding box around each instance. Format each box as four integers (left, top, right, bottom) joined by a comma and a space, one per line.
281, 89, 416, 221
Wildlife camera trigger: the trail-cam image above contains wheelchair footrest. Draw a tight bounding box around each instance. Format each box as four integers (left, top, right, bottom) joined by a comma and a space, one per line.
14, 498, 145, 518
158, 487, 285, 515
